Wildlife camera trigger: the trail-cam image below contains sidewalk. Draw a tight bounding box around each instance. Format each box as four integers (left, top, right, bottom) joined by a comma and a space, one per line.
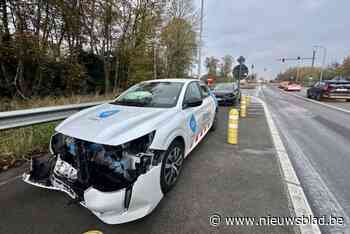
190, 103, 295, 233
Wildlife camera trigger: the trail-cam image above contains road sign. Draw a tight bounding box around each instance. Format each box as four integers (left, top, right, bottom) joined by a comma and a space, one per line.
233, 64, 249, 79
237, 56, 246, 64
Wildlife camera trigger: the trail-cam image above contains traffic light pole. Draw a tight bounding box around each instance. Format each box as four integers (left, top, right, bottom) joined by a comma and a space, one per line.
238, 63, 242, 91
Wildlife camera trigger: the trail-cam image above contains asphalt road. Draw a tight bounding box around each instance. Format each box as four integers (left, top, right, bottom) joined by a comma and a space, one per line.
294, 87, 350, 111
259, 85, 350, 233
0, 105, 293, 234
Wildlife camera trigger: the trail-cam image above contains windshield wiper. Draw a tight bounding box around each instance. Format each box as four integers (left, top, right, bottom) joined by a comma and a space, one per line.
111, 100, 151, 107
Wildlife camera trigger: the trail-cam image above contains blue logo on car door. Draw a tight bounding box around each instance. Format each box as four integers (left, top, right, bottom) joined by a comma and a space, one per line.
189, 114, 197, 133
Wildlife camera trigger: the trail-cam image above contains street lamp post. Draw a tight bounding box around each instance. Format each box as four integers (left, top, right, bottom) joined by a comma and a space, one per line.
197, 0, 204, 79
314, 45, 327, 82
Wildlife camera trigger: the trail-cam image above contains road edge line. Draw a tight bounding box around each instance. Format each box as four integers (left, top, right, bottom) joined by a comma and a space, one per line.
280, 88, 350, 114
256, 97, 321, 234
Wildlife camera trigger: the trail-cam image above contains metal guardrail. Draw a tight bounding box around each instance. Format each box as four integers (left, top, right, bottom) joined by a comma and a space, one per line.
0, 101, 108, 131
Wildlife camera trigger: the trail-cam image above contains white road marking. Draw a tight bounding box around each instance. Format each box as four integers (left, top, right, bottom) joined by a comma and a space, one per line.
254, 95, 321, 234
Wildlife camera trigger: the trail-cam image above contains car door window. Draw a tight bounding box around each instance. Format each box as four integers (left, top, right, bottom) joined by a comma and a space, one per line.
183, 82, 202, 108
200, 85, 210, 98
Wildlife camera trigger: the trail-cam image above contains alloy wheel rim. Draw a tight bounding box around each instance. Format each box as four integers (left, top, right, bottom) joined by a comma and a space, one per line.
164, 146, 183, 186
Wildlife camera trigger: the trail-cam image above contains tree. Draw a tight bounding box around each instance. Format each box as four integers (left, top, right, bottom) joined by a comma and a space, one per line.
161, 18, 197, 78
0, 0, 200, 99
341, 57, 350, 78
205, 56, 219, 76
222, 55, 233, 78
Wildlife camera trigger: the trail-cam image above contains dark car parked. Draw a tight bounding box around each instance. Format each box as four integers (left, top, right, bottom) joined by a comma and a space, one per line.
212, 82, 241, 106
307, 80, 350, 101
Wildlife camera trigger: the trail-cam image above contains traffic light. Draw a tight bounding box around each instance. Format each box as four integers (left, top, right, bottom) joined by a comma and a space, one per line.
297, 56, 301, 60
282, 58, 285, 63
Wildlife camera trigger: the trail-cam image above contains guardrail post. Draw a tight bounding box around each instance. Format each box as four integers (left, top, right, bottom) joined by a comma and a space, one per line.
228, 109, 239, 145
240, 96, 247, 118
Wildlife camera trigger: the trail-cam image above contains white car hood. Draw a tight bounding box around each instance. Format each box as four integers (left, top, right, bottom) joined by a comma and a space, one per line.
56, 103, 178, 146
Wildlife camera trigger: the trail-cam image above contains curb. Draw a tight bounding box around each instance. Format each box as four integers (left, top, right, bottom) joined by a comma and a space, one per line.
256, 97, 321, 234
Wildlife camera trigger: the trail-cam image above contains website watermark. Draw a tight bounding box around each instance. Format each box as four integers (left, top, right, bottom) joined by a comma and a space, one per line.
209, 213, 345, 227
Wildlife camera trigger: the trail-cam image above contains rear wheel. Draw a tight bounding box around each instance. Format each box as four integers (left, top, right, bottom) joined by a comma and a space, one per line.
316, 93, 322, 101
346, 99, 350, 102
160, 140, 184, 194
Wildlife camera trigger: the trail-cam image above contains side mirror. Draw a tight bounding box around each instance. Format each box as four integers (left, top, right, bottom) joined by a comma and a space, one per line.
184, 98, 203, 109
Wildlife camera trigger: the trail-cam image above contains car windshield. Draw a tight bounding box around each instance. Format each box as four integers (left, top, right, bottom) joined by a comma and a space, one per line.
214, 83, 234, 91
111, 82, 184, 108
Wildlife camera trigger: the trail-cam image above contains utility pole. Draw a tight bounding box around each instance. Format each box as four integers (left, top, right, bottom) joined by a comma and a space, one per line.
197, 0, 204, 79
314, 45, 327, 82
296, 58, 301, 82
236, 56, 246, 92
311, 49, 316, 68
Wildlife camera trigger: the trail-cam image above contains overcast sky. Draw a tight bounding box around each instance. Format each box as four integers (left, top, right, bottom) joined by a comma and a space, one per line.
194, 0, 350, 79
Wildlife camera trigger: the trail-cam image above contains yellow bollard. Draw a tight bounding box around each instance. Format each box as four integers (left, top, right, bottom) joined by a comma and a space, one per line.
228, 109, 239, 144
240, 97, 247, 118
246, 96, 251, 106
83, 231, 103, 234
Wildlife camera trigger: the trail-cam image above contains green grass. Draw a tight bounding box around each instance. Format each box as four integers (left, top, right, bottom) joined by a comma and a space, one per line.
0, 121, 59, 161
0, 93, 118, 112
0, 93, 120, 170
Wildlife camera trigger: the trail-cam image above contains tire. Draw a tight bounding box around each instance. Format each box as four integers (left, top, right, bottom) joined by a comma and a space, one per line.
210, 110, 218, 132
346, 99, 350, 102
307, 91, 311, 99
316, 93, 322, 101
160, 140, 184, 194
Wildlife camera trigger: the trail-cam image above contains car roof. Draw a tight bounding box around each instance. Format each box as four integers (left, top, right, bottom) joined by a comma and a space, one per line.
325, 80, 350, 83
144, 79, 199, 84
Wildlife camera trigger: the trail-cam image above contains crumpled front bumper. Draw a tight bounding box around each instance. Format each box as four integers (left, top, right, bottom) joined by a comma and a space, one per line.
23, 165, 163, 224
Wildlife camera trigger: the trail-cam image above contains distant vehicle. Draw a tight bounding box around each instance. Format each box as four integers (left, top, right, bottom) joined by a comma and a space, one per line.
212, 82, 241, 106
307, 80, 350, 101
279, 81, 289, 89
284, 82, 302, 92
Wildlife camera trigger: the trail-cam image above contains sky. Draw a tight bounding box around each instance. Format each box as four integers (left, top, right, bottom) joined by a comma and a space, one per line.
194, 0, 350, 79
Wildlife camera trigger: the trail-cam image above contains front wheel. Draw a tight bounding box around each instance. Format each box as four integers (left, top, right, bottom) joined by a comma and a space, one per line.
160, 140, 184, 194
307, 91, 311, 98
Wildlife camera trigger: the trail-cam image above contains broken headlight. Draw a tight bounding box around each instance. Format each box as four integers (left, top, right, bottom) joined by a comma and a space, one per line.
48, 131, 157, 192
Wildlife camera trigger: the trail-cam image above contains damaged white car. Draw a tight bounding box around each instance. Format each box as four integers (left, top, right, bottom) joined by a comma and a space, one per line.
23, 79, 218, 224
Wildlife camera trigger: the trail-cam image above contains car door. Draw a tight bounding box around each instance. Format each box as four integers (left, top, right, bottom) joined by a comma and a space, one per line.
309, 82, 319, 96
316, 82, 325, 96
182, 82, 206, 151
200, 84, 216, 129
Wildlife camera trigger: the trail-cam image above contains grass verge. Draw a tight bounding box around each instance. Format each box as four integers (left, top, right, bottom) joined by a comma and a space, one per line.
0, 93, 118, 112
0, 121, 59, 172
